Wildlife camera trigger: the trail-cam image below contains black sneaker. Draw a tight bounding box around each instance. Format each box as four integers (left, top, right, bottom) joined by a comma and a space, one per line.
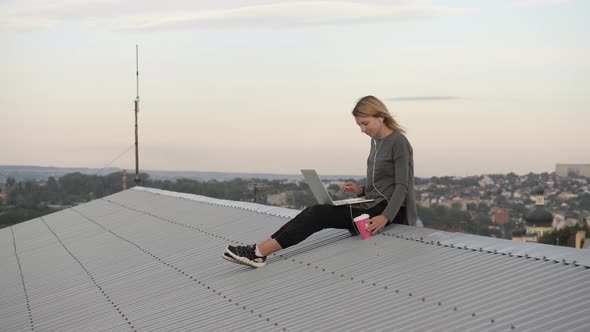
226, 245, 267, 268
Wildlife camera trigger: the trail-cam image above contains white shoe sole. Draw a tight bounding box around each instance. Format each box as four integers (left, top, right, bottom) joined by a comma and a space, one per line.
222, 253, 243, 264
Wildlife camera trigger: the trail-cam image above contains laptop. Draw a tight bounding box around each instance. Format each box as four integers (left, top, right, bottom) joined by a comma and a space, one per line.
301, 169, 374, 206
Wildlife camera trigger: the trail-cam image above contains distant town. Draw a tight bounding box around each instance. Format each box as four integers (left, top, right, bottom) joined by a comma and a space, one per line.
1, 164, 589, 249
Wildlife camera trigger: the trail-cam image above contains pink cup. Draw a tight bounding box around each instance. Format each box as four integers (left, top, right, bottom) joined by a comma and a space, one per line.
354, 214, 373, 240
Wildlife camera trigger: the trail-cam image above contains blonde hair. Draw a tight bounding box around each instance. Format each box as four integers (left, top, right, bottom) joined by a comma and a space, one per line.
352, 95, 405, 134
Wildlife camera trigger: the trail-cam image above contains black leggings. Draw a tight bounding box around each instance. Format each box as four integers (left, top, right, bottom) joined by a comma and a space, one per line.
271, 202, 407, 249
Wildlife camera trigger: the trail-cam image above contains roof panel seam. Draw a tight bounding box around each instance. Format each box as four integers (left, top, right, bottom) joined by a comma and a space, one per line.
70, 207, 287, 332
101, 198, 244, 246
40, 216, 137, 332
10, 226, 35, 331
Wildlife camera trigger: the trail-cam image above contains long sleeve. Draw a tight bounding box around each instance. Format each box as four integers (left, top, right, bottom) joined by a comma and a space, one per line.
381, 136, 411, 221
363, 131, 416, 225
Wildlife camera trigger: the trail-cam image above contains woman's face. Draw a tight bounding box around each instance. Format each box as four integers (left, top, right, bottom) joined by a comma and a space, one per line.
355, 116, 382, 138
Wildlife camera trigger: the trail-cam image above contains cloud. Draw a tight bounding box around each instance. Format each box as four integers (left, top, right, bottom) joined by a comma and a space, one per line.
511, 0, 572, 8
0, 0, 468, 32
0, 0, 120, 31
120, 2, 467, 30
386, 96, 463, 102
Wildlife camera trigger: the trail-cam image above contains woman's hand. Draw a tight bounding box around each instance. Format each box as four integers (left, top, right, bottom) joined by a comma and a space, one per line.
366, 215, 389, 234
341, 182, 363, 195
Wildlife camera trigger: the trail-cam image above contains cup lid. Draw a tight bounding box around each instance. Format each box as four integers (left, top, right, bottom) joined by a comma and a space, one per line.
353, 213, 370, 222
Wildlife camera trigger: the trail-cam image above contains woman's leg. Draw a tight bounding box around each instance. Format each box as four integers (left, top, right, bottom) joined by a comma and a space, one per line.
257, 237, 282, 256
270, 204, 358, 249
225, 202, 386, 267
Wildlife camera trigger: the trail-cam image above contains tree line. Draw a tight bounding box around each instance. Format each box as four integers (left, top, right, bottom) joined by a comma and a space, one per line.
0, 172, 497, 237
0, 172, 317, 228
1, 172, 585, 248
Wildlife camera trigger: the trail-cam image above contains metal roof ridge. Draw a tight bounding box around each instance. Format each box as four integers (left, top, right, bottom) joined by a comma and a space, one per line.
384, 225, 590, 268
132, 186, 301, 219
132, 187, 590, 268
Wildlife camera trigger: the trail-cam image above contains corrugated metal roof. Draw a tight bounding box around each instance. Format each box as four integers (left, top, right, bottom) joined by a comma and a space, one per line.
1, 187, 589, 332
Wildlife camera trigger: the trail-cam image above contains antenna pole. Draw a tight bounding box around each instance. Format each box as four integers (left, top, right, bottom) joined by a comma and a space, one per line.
134, 44, 141, 186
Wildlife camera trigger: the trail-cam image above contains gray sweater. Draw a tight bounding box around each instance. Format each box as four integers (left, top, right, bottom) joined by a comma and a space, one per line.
361, 131, 417, 226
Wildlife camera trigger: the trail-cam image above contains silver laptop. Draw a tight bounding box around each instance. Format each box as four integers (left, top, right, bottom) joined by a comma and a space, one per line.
301, 169, 374, 206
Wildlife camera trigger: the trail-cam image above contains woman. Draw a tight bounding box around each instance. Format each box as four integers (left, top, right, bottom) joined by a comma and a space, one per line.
224, 95, 417, 268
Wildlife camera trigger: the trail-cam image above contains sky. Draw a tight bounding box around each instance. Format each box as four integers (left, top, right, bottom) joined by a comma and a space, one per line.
1, 0, 589, 177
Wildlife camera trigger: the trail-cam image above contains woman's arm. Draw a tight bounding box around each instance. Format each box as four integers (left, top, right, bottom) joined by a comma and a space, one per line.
380, 135, 411, 222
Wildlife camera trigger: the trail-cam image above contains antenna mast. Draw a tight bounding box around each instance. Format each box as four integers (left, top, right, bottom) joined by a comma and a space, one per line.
134, 44, 141, 186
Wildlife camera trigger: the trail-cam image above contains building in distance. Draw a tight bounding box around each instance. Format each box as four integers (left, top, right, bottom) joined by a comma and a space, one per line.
556, 163, 590, 177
